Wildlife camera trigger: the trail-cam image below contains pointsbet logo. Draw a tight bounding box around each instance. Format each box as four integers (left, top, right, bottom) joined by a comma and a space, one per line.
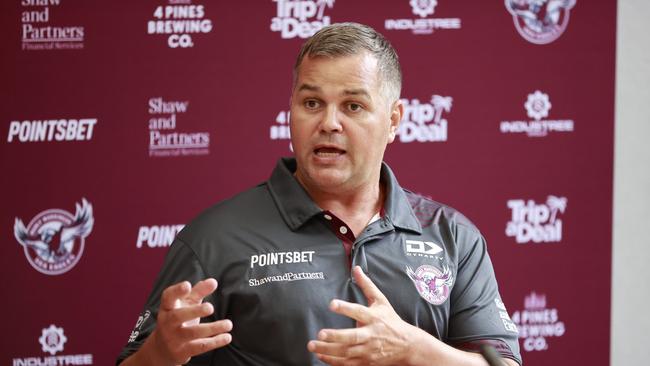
506, 195, 567, 244
397, 95, 452, 143
270, 0, 335, 39
136, 224, 184, 249
7, 119, 97, 143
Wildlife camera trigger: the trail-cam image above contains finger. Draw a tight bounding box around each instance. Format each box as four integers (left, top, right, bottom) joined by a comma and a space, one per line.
352, 266, 387, 304
180, 319, 233, 340
316, 328, 370, 345
168, 302, 214, 325
186, 278, 218, 304
329, 299, 373, 324
307, 340, 348, 357
160, 281, 191, 311
315, 353, 364, 366
184, 332, 232, 356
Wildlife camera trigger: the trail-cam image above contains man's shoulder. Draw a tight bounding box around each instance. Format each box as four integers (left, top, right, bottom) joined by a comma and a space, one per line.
177, 182, 273, 242
401, 188, 479, 234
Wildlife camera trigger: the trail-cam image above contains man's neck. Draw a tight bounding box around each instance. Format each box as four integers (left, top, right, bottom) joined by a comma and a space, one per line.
297, 176, 384, 237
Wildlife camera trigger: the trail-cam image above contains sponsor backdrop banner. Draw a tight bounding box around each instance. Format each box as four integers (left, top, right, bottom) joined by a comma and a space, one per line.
2, 0, 615, 365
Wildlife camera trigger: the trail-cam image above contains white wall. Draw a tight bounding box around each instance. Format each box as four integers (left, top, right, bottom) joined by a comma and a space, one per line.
612, 0, 650, 364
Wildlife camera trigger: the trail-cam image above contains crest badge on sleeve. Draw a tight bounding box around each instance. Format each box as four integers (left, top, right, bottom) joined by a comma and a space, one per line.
406, 264, 453, 305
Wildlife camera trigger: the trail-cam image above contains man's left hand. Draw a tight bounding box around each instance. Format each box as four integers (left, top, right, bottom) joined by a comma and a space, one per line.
307, 266, 418, 366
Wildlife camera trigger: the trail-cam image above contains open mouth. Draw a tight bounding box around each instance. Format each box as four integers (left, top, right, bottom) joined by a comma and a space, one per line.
314, 147, 346, 157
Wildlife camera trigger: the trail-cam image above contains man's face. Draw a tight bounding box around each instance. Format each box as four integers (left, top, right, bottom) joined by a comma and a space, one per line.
290, 52, 402, 194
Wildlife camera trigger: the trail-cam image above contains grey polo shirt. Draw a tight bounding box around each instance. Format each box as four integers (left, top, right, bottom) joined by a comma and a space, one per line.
117, 158, 522, 365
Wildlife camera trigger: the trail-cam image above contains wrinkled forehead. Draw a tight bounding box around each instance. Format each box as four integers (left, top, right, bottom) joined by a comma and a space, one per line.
292, 52, 382, 91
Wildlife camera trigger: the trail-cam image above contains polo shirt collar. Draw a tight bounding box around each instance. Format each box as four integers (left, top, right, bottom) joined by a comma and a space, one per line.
380, 163, 423, 234
268, 158, 323, 230
268, 158, 422, 234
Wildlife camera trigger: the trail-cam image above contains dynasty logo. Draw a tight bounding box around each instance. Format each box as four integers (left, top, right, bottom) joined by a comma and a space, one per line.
14, 198, 94, 275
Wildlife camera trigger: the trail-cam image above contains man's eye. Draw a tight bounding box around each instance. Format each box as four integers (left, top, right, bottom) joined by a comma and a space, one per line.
305, 100, 320, 109
348, 103, 362, 112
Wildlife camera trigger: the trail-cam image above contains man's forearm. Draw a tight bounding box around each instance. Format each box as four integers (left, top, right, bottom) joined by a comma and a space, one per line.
406, 327, 518, 366
119, 331, 178, 366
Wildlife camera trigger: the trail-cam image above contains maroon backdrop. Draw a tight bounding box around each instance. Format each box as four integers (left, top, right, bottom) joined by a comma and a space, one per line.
2, 1, 615, 365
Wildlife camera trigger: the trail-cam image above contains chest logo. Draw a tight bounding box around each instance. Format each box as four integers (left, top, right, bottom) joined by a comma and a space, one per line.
406, 264, 453, 305
405, 239, 443, 258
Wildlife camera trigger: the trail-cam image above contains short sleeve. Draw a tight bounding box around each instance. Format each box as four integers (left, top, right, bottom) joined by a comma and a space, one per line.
115, 239, 212, 365
447, 227, 522, 365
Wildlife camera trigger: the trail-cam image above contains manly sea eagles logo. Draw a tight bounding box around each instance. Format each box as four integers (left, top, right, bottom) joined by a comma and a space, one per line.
505, 0, 576, 44
406, 264, 453, 305
14, 198, 94, 275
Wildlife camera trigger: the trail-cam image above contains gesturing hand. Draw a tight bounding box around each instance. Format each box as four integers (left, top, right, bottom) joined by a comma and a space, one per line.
308, 266, 421, 366
150, 278, 233, 365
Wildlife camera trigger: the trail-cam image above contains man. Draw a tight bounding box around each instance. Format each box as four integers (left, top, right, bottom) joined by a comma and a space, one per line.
118, 23, 522, 366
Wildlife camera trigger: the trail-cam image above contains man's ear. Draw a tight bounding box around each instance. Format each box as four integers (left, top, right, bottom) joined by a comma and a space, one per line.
387, 99, 403, 144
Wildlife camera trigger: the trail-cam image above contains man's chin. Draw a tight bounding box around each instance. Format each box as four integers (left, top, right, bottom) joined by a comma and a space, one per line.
299, 169, 350, 192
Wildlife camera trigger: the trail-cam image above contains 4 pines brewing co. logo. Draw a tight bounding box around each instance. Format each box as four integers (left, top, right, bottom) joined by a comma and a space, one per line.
147, 1, 214, 48
13, 198, 94, 275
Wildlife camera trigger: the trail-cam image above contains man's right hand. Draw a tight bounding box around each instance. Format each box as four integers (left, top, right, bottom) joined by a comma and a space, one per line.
121, 278, 233, 366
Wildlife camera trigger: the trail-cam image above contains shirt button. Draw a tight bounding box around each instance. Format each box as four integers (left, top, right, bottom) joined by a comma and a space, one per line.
324, 214, 332, 220
339, 226, 348, 235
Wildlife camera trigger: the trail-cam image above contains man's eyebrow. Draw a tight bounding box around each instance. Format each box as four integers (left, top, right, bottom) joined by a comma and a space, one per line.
296, 84, 372, 100
342, 88, 371, 99
297, 83, 320, 92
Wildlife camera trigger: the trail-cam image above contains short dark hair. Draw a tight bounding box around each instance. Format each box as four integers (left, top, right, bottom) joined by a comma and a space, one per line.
294, 22, 402, 101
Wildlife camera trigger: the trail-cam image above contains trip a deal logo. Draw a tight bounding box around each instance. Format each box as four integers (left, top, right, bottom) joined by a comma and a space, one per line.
13, 198, 94, 275
270, 0, 335, 39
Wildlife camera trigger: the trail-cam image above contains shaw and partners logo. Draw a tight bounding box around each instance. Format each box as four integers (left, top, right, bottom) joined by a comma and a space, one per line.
148, 97, 210, 157
20, 0, 85, 51
270, 0, 335, 39
500, 91, 574, 137
147, 0, 213, 48
12, 324, 94, 365
506, 195, 567, 244
14, 198, 93, 275
398, 95, 452, 143
505, 0, 576, 44
385, 0, 461, 35
511, 292, 566, 352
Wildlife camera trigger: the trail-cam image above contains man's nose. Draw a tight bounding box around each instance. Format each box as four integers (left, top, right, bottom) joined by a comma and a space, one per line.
319, 105, 343, 133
